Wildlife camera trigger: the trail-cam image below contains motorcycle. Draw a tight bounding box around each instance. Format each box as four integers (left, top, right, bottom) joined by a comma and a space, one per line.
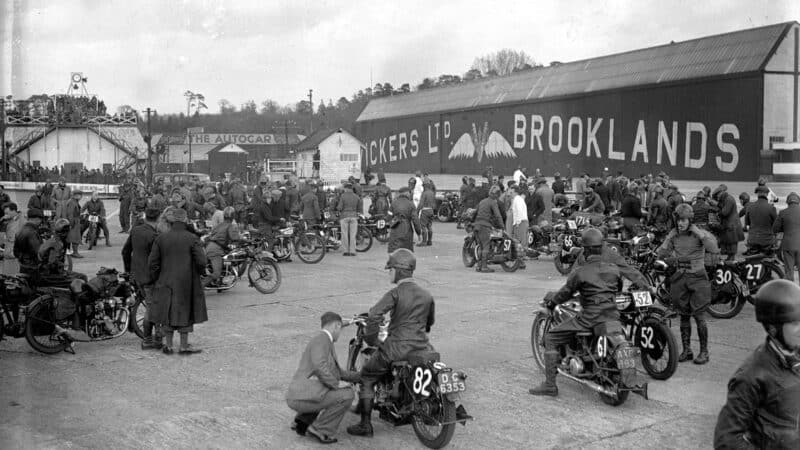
436, 192, 459, 222
347, 314, 472, 449
266, 220, 326, 264
82, 213, 102, 250
552, 219, 583, 275
461, 225, 524, 272
318, 212, 374, 252
23, 267, 136, 354
526, 221, 557, 258
530, 292, 650, 406
704, 252, 784, 319
202, 238, 282, 294
361, 214, 390, 244
0, 273, 38, 343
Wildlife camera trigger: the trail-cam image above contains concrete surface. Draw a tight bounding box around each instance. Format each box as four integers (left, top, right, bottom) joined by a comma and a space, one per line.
0, 216, 767, 450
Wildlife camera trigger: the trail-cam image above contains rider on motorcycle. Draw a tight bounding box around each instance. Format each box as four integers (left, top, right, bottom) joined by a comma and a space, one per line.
14, 208, 44, 276
347, 248, 435, 438
714, 280, 800, 449
473, 185, 504, 273
203, 207, 241, 287
38, 218, 88, 286
657, 204, 719, 365
529, 227, 651, 397
81, 191, 111, 247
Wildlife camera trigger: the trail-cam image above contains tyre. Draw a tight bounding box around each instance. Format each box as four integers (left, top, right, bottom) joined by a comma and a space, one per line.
87, 225, 97, 250
129, 297, 147, 339
500, 258, 521, 272
295, 233, 326, 264
462, 239, 477, 268
638, 319, 678, 380
24, 296, 69, 354
531, 314, 551, 371
436, 204, 452, 222
355, 227, 373, 252
707, 292, 746, 319
554, 253, 575, 275
411, 396, 457, 449
248, 259, 282, 294
375, 227, 390, 243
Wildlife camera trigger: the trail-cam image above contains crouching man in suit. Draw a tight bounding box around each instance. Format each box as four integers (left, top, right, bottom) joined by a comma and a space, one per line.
286, 312, 360, 444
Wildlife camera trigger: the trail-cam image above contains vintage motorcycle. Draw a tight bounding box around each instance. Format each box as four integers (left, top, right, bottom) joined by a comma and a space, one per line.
347, 314, 472, 449
318, 212, 374, 252
82, 213, 102, 250
461, 226, 524, 272
526, 221, 557, 258
361, 214, 390, 244
552, 219, 583, 275
704, 252, 784, 319
436, 192, 460, 222
266, 220, 326, 264
530, 292, 650, 406
0, 273, 38, 343
202, 238, 282, 294
23, 267, 137, 354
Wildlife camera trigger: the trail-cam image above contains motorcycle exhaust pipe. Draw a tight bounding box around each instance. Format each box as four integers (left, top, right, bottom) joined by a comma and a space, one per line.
557, 368, 619, 399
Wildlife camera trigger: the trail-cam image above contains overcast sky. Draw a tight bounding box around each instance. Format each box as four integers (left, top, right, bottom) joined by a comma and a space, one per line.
4, 0, 800, 115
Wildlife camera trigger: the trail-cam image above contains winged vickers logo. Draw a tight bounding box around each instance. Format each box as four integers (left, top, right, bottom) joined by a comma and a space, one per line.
447, 122, 517, 163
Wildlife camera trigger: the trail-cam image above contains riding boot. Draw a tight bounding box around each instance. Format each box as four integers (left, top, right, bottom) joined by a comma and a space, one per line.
693, 318, 709, 365
678, 318, 693, 362
346, 398, 374, 437
426, 229, 432, 246
71, 243, 83, 258
477, 251, 495, 273
529, 350, 559, 396
105, 235, 111, 247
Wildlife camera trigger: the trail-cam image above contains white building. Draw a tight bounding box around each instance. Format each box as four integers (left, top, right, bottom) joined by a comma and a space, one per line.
295, 128, 363, 183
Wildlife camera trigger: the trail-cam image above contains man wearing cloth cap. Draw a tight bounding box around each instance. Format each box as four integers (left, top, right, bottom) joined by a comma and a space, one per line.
147, 208, 208, 354
52, 177, 71, 220
774, 192, 800, 282
713, 184, 745, 261
745, 186, 777, 256
692, 191, 711, 229
122, 207, 162, 350
757, 176, 780, 204
65, 189, 84, 258
387, 187, 420, 253
337, 183, 363, 256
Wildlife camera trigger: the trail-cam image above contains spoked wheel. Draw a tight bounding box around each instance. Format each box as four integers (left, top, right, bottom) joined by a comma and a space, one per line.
462, 240, 477, 268
436, 204, 451, 222
554, 253, 575, 275
531, 313, 551, 371
500, 258, 522, 272
638, 319, 678, 380
129, 297, 148, 339
24, 296, 70, 354
248, 259, 282, 294
295, 233, 326, 264
87, 226, 96, 250
707, 292, 746, 319
411, 396, 457, 449
375, 226, 390, 243
355, 227, 373, 252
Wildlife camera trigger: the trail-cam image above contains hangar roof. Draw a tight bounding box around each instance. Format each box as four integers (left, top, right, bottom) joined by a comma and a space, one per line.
357, 21, 796, 122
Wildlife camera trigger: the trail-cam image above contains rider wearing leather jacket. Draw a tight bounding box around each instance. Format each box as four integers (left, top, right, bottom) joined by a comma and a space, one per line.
473, 186, 503, 273
81, 191, 111, 246
203, 207, 241, 287
714, 280, 800, 449
347, 249, 435, 438
14, 208, 44, 275
657, 204, 719, 365
38, 218, 88, 286
530, 228, 650, 397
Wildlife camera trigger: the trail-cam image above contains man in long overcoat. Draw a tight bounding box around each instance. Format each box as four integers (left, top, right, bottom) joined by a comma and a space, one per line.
65, 190, 84, 258
52, 177, 71, 219
713, 184, 744, 260
147, 208, 208, 354
387, 187, 420, 253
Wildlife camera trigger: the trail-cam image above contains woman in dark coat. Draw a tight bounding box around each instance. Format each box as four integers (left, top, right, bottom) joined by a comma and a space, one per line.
148, 208, 208, 354
713, 185, 744, 260
388, 187, 420, 253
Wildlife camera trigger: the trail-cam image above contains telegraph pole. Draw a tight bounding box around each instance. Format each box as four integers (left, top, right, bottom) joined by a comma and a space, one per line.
308, 89, 313, 134
145, 107, 155, 185
0, 98, 6, 180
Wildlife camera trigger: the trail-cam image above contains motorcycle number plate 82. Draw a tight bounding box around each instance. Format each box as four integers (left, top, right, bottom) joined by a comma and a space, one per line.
632, 291, 653, 307
437, 371, 466, 395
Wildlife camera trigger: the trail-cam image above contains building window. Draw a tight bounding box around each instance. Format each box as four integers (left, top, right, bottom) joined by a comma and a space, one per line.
340, 153, 358, 161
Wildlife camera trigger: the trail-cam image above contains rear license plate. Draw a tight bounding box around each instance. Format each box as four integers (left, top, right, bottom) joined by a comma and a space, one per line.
437, 371, 466, 394
615, 346, 639, 370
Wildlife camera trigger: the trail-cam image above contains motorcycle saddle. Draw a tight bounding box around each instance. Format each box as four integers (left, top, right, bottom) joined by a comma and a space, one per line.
394, 351, 441, 367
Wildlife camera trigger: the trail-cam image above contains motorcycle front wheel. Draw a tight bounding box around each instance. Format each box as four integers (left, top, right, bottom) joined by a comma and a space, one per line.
374, 227, 390, 243
129, 297, 147, 339
500, 257, 522, 272
24, 295, 70, 354
248, 259, 282, 294
87, 225, 97, 250
553, 253, 575, 275
436, 204, 451, 222
295, 233, 326, 264
462, 239, 477, 268
355, 227, 373, 252
531, 313, 551, 371
412, 396, 457, 449
638, 319, 678, 380
707, 292, 746, 319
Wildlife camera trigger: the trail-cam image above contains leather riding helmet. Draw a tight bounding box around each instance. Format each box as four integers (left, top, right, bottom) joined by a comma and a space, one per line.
385, 248, 416, 271
674, 203, 694, 221
489, 185, 502, 198
695, 190, 706, 200
53, 218, 70, 235
755, 280, 800, 325
223, 206, 236, 220
581, 228, 603, 248
739, 192, 750, 203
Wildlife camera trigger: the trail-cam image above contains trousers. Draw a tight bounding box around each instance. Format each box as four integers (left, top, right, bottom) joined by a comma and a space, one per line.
340, 216, 358, 254
781, 249, 799, 282
286, 388, 353, 437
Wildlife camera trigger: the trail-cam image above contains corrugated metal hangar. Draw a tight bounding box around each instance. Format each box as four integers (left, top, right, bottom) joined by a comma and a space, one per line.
355, 22, 800, 181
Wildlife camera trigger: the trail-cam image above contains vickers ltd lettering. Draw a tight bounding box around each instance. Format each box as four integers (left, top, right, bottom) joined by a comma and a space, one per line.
512, 114, 740, 173
366, 121, 451, 166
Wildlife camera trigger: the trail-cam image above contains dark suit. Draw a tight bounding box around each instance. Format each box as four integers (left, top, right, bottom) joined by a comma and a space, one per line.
122, 222, 158, 286
286, 331, 355, 437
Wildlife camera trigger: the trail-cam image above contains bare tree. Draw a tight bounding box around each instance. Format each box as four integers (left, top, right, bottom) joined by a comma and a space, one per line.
471, 49, 541, 77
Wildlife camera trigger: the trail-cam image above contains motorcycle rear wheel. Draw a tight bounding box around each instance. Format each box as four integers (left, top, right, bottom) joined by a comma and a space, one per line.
355, 227, 373, 252
707, 292, 746, 319
531, 313, 551, 371
129, 297, 147, 339
24, 296, 69, 354
248, 259, 282, 294
412, 396, 457, 449
500, 258, 522, 272
436, 204, 452, 222
638, 319, 678, 380
462, 240, 477, 268
295, 233, 326, 264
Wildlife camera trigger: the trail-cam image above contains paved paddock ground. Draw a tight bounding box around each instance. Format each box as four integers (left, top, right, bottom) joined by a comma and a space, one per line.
0, 219, 764, 449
